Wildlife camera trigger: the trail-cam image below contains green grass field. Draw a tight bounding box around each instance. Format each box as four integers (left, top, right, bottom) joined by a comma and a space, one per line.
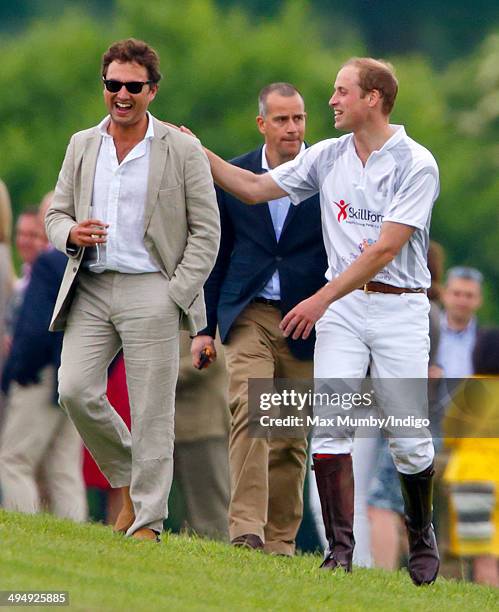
0, 510, 497, 611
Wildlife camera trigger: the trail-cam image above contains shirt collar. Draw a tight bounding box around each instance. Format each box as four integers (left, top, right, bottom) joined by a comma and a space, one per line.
261, 142, 305, 171
441, 312, 477, 335
349, 124, 406, 155
382, 124, 406, 150
21, 262, 31, 279
98, 111, 155, 139
144, 112, 155, 139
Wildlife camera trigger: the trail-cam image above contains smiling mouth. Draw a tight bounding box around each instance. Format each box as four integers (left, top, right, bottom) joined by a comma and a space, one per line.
115, 102, 133, 112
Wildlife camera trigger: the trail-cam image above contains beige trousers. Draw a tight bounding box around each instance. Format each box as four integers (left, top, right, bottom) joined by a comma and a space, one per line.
224, 302, 310, 555
174, 437, 230, 540
0, 367, 87, 521
58, 270, 180, 535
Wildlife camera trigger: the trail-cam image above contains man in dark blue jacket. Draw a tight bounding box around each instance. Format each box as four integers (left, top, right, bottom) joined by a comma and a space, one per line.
191, 83, 327, 555
0, 245, 86, 520
2, 249, 65, 395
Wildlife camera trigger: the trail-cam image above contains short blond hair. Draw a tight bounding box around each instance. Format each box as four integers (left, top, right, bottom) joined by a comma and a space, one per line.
343, 57, 398, 115
0, 179, 12, 244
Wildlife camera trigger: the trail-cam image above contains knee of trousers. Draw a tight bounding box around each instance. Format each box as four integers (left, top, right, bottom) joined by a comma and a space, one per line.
58, 371, 100, 416
0, 448, 36, 473
388, 437, 435, 475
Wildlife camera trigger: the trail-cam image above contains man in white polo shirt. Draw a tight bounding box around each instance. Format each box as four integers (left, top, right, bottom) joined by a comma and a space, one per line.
183, 57, 440, 585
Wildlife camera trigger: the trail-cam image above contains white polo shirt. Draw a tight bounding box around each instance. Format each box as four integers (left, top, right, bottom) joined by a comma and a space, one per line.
270, 125, 439, 288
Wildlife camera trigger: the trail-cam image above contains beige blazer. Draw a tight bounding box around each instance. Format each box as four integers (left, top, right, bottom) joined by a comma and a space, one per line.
45, 116, 220, 335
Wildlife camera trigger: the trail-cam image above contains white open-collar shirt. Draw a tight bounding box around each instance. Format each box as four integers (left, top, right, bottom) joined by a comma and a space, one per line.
88, 111, 160, 274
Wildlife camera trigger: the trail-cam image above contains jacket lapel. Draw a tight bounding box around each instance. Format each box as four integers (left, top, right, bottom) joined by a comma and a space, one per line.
79, 131, 102, 219
279, 143, 310, 236
144, 136, 168, 233
280, 200, 299, 236
261, 194, 278, 245
144, 120, 169, 232
251, 150, 278, 245
78, 119, 170, 229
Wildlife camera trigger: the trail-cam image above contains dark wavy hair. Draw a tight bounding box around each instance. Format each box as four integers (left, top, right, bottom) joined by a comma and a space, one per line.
102, 38, 162, 84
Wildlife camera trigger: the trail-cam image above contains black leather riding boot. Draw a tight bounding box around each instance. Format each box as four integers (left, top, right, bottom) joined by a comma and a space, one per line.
313, 454, 355, 572
398, 462, 440, 585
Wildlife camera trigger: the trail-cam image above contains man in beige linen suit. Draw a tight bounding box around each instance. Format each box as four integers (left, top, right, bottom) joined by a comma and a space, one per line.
45, 39, 220, 542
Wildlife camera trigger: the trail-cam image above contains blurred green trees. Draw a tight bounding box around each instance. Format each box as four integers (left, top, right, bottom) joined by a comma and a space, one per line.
0, 0, 497, 321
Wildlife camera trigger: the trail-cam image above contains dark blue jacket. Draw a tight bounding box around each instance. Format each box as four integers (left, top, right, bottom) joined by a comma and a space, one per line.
1, 249, 66, 397
202, 146, 327, 360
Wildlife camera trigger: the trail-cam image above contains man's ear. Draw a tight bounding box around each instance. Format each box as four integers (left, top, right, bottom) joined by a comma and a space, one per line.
368, 89, 382, 108
256, 115, 266, 136
149, 83, 159, 102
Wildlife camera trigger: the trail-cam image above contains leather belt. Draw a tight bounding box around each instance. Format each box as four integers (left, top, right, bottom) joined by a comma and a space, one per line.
357, 281, 426, 295
252, 297, 282, 308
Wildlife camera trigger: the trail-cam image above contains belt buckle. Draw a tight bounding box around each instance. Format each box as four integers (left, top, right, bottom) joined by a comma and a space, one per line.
363, 283, 374, 294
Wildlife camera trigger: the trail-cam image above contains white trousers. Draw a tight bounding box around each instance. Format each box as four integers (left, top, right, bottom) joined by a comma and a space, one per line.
311, 290, 434, 475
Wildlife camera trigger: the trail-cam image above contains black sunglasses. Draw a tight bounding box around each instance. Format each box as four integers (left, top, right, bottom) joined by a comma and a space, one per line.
102, 77, 154, 94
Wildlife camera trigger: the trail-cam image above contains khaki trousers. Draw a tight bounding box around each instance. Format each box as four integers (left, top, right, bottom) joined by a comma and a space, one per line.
174, 437, 230, 540
0, 367, 87, 521
58, 270, 180, 535
224, 302, 310, 555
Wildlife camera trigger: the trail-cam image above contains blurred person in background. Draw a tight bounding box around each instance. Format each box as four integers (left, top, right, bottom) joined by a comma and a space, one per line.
0, 180, 14, 315
434, 266, 483, 379
3, 206, 46, 355
443, 327, 499, 586
190, 83, 327, 555
0, 193, 87, 521
174, 331, 230, 540
2, 203, 45, 431
0, 179, 14, 428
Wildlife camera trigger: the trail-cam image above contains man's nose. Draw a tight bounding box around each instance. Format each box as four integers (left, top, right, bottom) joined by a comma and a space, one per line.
116, 85, 130, 96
